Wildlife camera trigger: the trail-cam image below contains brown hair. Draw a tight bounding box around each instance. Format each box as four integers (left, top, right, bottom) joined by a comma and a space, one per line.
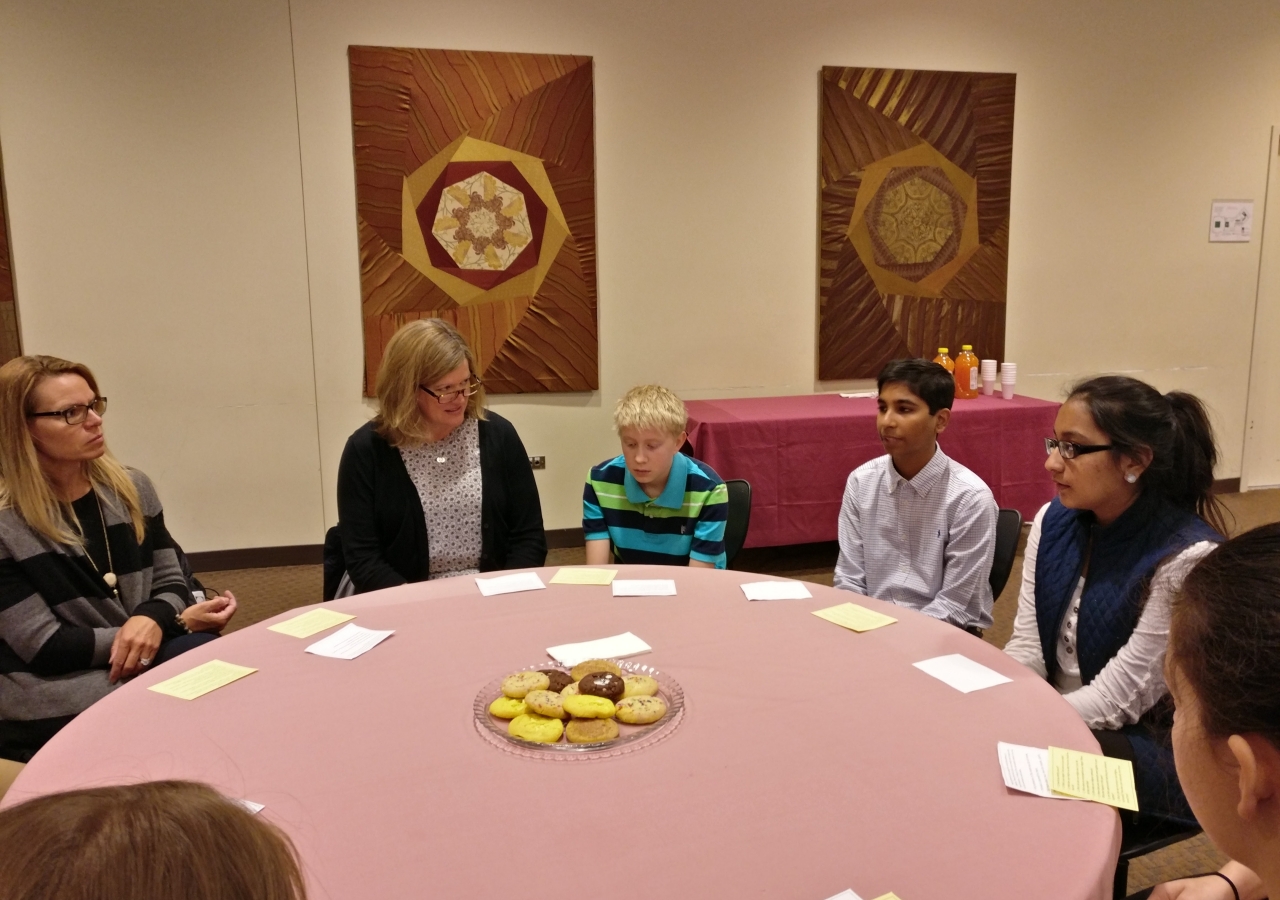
1066, 375, 1227, 534
1169, 521, 1280, 747
0, 780, 307, 900
373, 319, 486, 446
0, 355, 144, 544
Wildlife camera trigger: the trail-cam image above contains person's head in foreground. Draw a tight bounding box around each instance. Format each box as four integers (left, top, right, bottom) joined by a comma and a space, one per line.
0, 780, 306, 900
614, 385, 687, 498
374, 318, 486, 446
875, 359, 954, 478
1046, 374, 1225, 531
1168, 522, 1280, 899
0, 354, 143, 543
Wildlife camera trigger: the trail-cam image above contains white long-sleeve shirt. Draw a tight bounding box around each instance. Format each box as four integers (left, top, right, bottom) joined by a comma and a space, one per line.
833, 447, 997, 630
1003, 503, 1215, 729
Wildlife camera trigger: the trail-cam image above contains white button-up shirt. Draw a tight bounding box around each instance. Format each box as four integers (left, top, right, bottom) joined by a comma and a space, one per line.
833, 446, 997, 629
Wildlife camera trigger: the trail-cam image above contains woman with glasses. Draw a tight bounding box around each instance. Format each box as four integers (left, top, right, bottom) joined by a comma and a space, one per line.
1004, 375, 1224, 833
0, 356, 236, 762
334, 319, 545, 595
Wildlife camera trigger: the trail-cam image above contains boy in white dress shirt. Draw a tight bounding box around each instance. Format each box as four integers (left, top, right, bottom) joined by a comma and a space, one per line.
833, 359, 997, 634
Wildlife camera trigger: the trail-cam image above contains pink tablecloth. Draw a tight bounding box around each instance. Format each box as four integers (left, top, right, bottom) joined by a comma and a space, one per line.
4, 568, 1118, 900
685, 393, 1061, 547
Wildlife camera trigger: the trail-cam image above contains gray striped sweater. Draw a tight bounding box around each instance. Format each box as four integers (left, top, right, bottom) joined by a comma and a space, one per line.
0, 469, 192, 725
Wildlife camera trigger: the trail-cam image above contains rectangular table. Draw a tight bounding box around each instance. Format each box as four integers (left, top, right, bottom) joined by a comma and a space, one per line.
685, 392, 1060, 548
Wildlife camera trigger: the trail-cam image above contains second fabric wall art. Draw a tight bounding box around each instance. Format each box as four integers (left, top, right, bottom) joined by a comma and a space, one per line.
817, 67, 1016, 380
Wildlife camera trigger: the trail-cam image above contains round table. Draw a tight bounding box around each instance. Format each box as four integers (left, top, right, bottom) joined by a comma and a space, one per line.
5, 567, 1120, 899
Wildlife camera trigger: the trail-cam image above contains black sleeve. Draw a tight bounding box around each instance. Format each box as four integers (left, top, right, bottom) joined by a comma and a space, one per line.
0, 559, 98, 675
337, 429, 409, 593
26, 627, 96, 675
494, 418, 547, 569
134, 599, 183, 640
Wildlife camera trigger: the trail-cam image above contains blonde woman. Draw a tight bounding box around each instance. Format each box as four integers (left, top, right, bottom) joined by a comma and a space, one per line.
334, 320, 545, 594
0, 356, 235, 762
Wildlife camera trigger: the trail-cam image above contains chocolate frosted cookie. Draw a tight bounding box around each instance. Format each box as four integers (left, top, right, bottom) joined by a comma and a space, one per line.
577, 671, 625, 702
539, 669, 574, 693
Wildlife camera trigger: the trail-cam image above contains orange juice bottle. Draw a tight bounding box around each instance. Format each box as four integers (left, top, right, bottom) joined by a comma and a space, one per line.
933, 347, 954, 374
954, 345, 980, 399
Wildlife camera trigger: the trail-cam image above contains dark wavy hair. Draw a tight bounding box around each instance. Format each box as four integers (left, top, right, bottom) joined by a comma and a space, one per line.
877, 359, 955, 415
1169, 522, 1280, 747
1066, 375, 1227, 534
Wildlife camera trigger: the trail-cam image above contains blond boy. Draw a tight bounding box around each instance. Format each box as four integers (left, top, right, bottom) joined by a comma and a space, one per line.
583, 385, 729, 568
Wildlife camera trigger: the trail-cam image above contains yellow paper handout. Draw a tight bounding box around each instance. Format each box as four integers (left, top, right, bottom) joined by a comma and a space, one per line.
267, 608, 356, 638
549, 568, 619, 585
871, 894, 904, 900
812, 602, 897, 633
148, 660, 257, 701
1048, 746, 1140, 811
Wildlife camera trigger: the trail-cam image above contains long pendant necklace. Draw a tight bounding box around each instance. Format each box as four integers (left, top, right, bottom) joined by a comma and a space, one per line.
83, 489, 119, 600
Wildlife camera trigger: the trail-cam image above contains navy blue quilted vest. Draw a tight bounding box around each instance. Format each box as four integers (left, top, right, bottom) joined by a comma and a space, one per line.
1035, 491, 1220, 685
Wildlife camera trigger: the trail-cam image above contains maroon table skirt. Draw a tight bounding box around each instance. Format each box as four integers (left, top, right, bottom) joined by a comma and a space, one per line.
2, 567, 1118, 900
685, 393, 1060, 548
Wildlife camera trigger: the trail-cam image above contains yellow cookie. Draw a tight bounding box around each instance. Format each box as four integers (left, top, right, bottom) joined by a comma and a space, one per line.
570, 659, 623, 681
524, 689, 568, 719
508, 713, 564, 743
502, 671, 551, 699
560, 682, 580, 697
566, 717, 620, 744
622, 674, 659, 698
615, 696, 667, 725
562, 694, 616, 719
488, 697, 528, 719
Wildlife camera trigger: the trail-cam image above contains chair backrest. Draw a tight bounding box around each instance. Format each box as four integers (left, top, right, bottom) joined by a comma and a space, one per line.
989, 508, 1023, 599
723, 479, 752, 567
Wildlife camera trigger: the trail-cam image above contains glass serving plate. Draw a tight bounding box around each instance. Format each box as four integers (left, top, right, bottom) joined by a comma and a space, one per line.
473, 659, 685, 761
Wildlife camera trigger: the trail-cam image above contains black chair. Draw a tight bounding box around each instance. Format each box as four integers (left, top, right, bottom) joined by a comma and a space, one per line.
322, 525, 345, 601
1113, 819, 1203, 898
989, 508, 1023, 599
723, 479, 752, 567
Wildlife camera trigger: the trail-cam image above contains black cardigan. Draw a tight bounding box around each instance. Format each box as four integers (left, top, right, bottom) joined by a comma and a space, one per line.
336, 413, 546, 593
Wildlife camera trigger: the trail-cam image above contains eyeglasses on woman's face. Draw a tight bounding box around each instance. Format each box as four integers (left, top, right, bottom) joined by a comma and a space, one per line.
418, 379, 482, 404
27, 397, 108, 426
1044, 437, 1113, 460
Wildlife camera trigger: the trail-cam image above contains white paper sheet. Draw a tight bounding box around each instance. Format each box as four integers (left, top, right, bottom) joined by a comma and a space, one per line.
237, 799, 266, 814
912, 653, 1012, 693
305, 623, 395, 660
475, 571, 546, 596
823, 890, 865, 900
997, 742, 1076, 800
546, 632, 652, 666
838, 391, 876, 399
611, 579, 677, 597
740, 580, 813, 600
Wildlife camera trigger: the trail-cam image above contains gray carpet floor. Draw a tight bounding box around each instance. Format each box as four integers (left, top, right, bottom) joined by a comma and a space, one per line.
195, 489, 1280, 894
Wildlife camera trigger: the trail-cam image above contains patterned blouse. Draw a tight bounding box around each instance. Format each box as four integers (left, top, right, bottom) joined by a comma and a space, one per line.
399, 417, 483, 579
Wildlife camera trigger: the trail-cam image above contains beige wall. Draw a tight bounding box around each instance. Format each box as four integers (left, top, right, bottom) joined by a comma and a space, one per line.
1, 0, 1278, 549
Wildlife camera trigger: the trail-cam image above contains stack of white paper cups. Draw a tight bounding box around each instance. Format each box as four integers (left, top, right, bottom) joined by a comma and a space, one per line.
981, 359, 998, 395
1000, 362, 1017, 399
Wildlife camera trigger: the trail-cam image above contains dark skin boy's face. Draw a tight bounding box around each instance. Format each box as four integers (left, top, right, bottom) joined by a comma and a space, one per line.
876, 381, 949, 479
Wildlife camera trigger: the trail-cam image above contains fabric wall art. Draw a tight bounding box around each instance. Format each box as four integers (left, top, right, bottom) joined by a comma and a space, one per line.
0, 143, 20, 365
348, 48, 597, 394
818, 67, 1015, 380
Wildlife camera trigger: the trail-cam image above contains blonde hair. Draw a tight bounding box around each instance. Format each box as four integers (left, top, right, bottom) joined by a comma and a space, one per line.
0, 355, 144, 545
613, 385, 687, 438
0, 780, 307, 900
373, 320, 486, 447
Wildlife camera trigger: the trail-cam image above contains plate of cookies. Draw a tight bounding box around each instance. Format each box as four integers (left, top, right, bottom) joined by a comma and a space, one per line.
473, 658, 685, 760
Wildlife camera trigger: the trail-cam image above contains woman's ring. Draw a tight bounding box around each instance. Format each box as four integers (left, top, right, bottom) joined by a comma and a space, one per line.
140, 658, 153, 666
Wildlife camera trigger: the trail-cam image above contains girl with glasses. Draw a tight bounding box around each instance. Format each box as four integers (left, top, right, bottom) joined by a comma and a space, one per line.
331, 319, 545, 596
0, 356, 236, 762
1003, 375, 1226, 836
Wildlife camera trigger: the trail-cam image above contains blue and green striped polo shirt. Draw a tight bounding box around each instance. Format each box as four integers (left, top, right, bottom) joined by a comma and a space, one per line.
582, 453, 729, 568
